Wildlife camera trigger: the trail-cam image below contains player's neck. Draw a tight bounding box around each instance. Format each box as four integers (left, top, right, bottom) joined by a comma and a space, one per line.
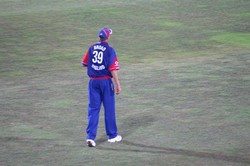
99, 40, 108, 44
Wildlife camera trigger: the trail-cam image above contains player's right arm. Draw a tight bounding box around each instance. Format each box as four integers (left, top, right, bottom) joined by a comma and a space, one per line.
111, 70, 121, 95
109, 48, 121, 94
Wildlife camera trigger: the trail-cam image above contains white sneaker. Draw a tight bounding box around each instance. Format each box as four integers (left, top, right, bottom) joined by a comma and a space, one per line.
86, 139, 96, 147
108, 135, 122, 143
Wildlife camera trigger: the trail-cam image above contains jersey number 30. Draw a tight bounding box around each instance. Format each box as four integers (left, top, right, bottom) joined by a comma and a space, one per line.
92, 51, 103, 64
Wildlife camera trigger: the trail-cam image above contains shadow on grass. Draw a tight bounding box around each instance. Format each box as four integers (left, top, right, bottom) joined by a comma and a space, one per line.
95, 113, 250, 164
93, 112, 250, 164
97, 140, 250, 164
95, 113, 156, 145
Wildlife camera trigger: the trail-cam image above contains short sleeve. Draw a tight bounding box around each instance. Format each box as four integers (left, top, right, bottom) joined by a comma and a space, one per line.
109, 48, 119, 71
81, 50, 89, 66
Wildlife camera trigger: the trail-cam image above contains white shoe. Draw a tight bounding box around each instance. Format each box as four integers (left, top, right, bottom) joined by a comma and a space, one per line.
86, 139, 96, 147
108, 135, 122, 143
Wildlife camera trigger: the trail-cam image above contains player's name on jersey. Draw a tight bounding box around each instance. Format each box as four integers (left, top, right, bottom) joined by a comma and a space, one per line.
94, 45, 106, 51
91, 64, 105, 70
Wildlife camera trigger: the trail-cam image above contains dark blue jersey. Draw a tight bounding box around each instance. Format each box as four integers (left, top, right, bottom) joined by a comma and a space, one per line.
82, 41, 119, 77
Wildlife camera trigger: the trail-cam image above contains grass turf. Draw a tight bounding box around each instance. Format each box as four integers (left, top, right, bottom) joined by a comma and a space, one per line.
1, 0, 250, 165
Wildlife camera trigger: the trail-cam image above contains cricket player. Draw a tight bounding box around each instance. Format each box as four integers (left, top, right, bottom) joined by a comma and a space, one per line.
82, 28, 122, 147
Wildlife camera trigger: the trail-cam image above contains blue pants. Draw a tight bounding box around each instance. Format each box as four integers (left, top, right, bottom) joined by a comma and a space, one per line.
86, 78, 118, 140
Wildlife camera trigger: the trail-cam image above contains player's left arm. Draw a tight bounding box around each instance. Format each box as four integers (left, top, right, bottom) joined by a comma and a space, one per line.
81, 50, 89, 67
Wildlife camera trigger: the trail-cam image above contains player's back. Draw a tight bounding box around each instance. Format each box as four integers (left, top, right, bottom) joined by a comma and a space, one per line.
87, 41, 113, 77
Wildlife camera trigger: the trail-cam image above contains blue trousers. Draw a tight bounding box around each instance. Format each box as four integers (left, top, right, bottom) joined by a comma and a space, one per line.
86, 78, 118, 140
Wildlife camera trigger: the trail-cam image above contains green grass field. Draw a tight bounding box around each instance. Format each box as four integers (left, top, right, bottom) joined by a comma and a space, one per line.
1, 0, 250, 165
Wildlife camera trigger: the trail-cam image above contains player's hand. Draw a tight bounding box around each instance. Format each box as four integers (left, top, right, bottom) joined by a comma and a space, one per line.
115, 84, 121, 95
111, 70, 121, 95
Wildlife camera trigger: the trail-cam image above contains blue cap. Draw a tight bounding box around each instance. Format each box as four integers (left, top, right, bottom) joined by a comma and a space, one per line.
98, 28, 112, 39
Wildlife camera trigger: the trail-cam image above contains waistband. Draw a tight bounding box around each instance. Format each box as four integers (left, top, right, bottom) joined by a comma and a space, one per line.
90, 76, 112, 80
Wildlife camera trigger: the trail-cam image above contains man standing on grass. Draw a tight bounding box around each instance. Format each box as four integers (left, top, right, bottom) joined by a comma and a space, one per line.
81, 28, 122, 147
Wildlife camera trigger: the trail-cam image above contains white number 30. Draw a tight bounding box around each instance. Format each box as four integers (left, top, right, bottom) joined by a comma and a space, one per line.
92, 51, 103, 64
